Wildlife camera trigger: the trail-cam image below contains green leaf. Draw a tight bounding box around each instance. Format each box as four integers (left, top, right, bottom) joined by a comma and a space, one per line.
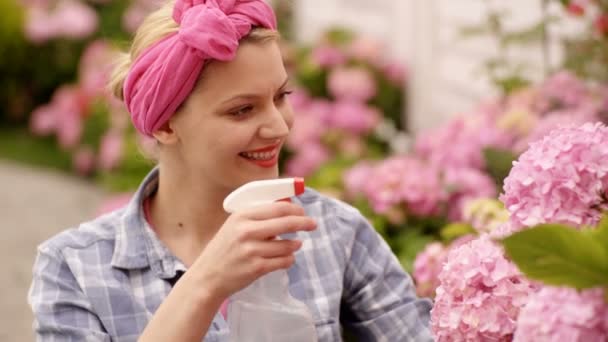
483, 147, 518, 188
585, 214, 608, 251
395, 228, 435, 273
440, 223, 476, 243
501, 224, 608, 289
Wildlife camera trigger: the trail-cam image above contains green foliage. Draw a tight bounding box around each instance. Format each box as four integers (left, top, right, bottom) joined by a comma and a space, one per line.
440, 223, 476, 243
501, 223, 608, 289
483, 147, 518, 189
0, 124, 72, 171
395, 228, 435, 273
81, 101, 111, 151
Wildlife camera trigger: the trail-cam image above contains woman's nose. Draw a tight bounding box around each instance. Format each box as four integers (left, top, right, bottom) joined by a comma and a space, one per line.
259, 105, 291, 139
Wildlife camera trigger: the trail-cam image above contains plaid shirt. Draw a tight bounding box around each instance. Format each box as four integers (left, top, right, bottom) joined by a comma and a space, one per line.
28, 167, 433, 341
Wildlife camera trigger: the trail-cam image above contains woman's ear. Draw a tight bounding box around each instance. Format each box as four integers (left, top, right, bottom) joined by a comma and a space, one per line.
151, 120, 179, 145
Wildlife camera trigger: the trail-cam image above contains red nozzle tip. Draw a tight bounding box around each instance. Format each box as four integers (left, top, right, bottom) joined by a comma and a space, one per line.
294, 177, 305, 196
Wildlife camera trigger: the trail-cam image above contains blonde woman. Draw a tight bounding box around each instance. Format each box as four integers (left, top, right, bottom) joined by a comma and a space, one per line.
28, 1, 433, 340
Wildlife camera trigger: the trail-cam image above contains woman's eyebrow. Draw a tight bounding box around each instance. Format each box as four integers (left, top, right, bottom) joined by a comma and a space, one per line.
219, 76, 291, 105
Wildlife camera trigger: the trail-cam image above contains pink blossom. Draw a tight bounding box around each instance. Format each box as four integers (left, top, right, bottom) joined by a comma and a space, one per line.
287, 110, 326, 150
500, 122, 608, 232
284, 143, 330, 177
347, 36, 384, 65
79, 40, 117, 98
53, 86, 86, 149
24, 0, 98, 43
122, 0, 163, 33
327, 67, 377, 102
310, 45, 346, 67
363, 156, 446, 216
413, 242, 446, 298
514, 287, 608, 342
96, 193, 133, 217
53, 0, 98, 39
24, 6, 59, 43
535, 71, 590, 112
415, 110, 513, 170
329, 101, 380, 134
431, 235, 537, 342
30, 85, 86, 149
381, 60, 407, 85
98, 131, 123, 171
29, 105, 57, 136
73, 146, 95, 176
513, 105, 599, 153
287, 88, 312, 112
343, 161, 374, 197
443, 167, 498, 222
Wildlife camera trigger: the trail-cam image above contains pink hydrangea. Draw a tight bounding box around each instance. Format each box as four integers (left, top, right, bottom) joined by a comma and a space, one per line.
98, 130, 123, 171
362, 156, 446, 216
24, 0, 99, 43
535, 71, 590, 112
431, 235, 536, 342
73, 146, 95, 176
443, 167, 498, 221
413, 242, 446, 298
500, 122, 608, 232
343, 162, 374, 198
122, 0, 163, 33
284, 143, 330, 177
514, 287, 608, 342
79, 40, 117, 98
329, 101, 380, 134
327, 67, 377, 102
513, 105, 599, 153
286, 98, 330, 150
310, 45, 346, 68
415, 111, 513, 170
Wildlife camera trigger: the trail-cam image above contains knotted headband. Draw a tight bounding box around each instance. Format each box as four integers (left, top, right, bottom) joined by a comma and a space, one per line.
123, 0, 277, 136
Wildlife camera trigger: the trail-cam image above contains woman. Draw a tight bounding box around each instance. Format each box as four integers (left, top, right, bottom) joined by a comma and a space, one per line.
28, 0, 433, 341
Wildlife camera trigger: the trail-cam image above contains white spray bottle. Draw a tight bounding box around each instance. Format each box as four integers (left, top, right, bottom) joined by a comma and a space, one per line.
223, 178, 318, 342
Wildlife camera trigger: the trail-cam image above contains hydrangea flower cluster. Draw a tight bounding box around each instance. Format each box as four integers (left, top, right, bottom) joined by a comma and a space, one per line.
431, 235, 536, 341
349, 156, 447, 216
500, 122, 608, 232
413, 242, 446, 298
514, 287, 608, 342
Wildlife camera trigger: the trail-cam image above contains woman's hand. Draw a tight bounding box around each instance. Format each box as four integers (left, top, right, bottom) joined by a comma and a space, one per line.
191, 201, 317, 300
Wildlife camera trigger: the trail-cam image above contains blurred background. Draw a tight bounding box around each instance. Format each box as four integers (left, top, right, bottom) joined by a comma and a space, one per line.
2, 0, 608, 339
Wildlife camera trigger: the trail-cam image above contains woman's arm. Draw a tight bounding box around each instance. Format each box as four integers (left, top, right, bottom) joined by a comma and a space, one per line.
340, 212, 434, 341
28, 246, 112, 341
138, 270, 223, 341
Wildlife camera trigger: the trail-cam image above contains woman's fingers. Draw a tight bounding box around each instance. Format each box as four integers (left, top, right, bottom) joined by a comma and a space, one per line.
243, 216, 317, 240
239, 201, 306, 220
243, 239, 302, 258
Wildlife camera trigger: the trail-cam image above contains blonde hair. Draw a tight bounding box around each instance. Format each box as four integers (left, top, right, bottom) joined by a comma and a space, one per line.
109, 0, 280, 100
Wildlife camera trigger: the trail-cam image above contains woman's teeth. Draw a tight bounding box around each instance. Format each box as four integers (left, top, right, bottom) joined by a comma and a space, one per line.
241, 151, 275, 160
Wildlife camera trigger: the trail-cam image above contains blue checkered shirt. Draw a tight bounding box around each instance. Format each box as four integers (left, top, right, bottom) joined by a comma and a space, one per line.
28, 168, 433, 341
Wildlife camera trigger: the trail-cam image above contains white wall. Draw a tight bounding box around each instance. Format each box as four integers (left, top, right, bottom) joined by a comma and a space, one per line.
293, 0, 570, 132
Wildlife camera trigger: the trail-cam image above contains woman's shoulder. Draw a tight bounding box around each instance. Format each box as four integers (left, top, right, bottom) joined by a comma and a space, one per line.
37, 208, 125, 257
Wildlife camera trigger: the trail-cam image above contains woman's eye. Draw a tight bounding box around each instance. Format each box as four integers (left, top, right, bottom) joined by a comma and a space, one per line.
229, 105, 254, 117
275, 90, 293, 102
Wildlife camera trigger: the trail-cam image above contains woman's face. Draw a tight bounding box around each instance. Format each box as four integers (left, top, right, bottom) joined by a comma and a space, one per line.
166, 39, 294, 191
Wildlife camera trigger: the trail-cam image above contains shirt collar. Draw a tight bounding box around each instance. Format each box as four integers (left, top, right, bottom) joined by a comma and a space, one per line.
111, 166, 186, 279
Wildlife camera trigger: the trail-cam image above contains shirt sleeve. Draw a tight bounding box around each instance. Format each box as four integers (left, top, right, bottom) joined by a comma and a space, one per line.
339, 212, 434, 342
28, 245, 111, 342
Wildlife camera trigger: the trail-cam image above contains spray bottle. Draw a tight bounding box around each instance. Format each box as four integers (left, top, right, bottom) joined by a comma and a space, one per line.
223, 178, 318, 342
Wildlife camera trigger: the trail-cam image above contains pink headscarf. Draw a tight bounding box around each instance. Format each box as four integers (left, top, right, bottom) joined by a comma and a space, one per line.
123, 0, 277, 136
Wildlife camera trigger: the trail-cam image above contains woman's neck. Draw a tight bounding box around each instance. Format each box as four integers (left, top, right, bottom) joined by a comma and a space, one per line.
149, 163, 231, 265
